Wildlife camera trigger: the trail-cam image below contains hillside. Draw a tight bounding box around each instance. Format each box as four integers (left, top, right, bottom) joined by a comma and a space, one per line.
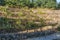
0, 6, 59, 33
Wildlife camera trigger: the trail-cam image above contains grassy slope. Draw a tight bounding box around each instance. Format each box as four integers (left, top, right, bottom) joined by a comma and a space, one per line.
0, 6, 59, 33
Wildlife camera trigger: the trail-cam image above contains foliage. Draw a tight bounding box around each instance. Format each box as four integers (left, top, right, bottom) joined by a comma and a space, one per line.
0, 0, 57, 8
0, 6, 7, 12
0, 0, 5, 6
0, 16, 46, 31
57, 2, 60, 9
57, 25, 60, 31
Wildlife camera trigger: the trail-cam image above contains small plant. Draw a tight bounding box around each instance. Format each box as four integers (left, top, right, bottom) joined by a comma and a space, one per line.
0, 6, 9, 12
57, 25, 60, 31
17, 12, 24, 16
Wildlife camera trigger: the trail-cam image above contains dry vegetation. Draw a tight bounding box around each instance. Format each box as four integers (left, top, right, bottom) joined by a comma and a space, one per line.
0, 6, 59, 33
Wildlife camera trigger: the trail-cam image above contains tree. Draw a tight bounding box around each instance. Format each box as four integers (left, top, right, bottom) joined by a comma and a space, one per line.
0, 0, 5, 6
57, 2, 60, 9
0, 0, 57, 8
45, 0, 56, 8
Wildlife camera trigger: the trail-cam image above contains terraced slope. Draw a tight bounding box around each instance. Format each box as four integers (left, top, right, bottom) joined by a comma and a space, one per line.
0, 7, 59, 33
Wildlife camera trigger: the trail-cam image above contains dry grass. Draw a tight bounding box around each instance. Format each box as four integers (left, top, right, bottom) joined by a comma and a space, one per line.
0, 6, 59, 32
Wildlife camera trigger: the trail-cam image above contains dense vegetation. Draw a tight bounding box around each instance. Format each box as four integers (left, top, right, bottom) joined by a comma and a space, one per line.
0, 6, 47, 32
0, 17, 45, 31
0, 0, 59, 32
0, 0, 57, 8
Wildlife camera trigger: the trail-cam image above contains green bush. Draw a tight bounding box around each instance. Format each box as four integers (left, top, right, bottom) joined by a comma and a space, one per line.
0, 0, 57, 8
57, 25, 60, 31
0, 6, 7, 12
0, 0, 5, 6
0, 17, 46, 31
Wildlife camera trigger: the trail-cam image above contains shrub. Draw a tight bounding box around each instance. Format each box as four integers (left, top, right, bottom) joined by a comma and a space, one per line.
57, 25, 60, 31
0, 6, 7, 12
0, 0, 57, 8
0, 14, 47, 32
